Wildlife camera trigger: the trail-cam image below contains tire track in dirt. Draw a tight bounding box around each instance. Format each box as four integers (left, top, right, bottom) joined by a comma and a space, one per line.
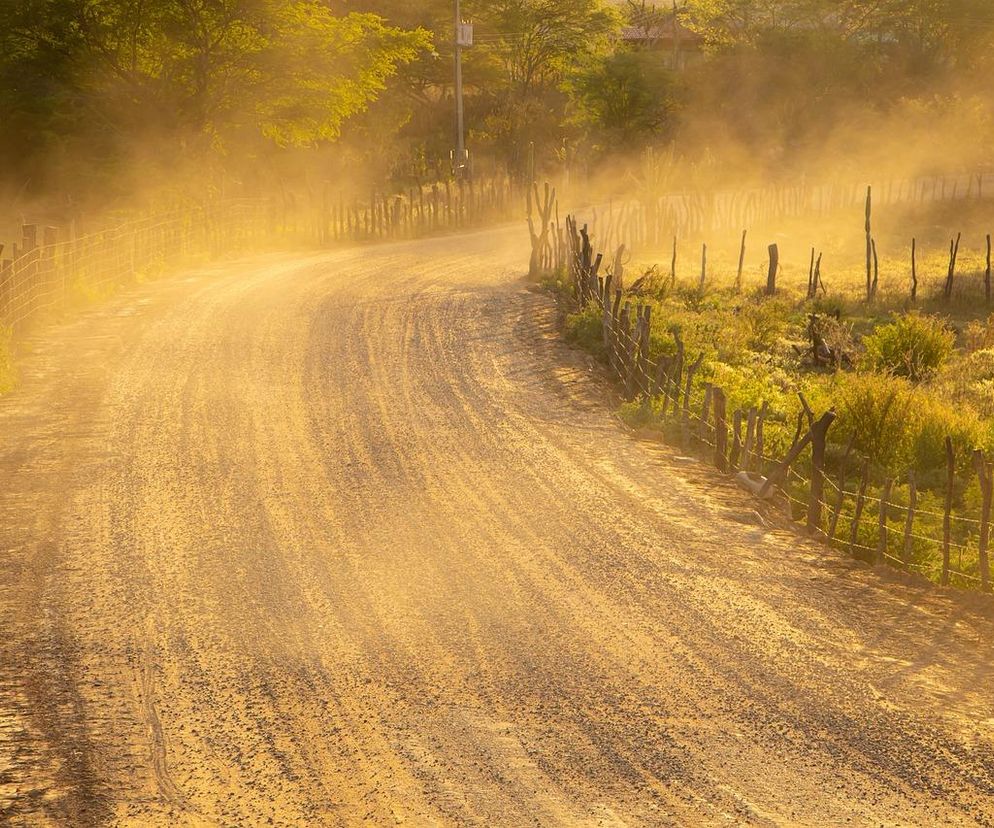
0, 233, 992, 825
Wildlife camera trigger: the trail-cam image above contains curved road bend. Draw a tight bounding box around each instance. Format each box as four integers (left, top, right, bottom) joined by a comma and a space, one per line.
0, 228, 993, 826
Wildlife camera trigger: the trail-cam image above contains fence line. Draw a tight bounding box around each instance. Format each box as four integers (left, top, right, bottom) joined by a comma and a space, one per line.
572, 170, 994, 257
540, 205, 993, 594
304, 174, 520, 245
0, 173, 523, 333
0, 200, 271, 332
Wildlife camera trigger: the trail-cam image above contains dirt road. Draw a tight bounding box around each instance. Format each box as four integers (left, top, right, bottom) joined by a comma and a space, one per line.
1, 228, 993, 826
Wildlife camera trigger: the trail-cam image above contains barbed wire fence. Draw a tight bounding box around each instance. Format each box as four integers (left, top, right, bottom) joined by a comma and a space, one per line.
0, 171, 523, 334
535, 195, 993, 595
574, 170, 994, 259
0, 200, 271, 332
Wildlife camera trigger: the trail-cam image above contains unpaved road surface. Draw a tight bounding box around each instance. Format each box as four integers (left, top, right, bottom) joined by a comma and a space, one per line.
1, 228, 993, 827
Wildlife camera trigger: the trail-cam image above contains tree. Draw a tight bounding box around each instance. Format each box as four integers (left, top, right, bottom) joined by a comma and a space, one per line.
569, 50, 678, 150
0, 0, 431, 198
465, 0, 620, 173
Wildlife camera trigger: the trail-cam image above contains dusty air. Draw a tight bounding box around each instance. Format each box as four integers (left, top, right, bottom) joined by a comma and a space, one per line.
0, 1, 993, 825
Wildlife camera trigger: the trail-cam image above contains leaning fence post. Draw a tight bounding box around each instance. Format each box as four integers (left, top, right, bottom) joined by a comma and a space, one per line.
942, 437, 954, 586
849, 460, 871, 557
759, 410, 833, 500
876, 478, 894, 565
806, 410, 836, 534
972, 450, 992, 592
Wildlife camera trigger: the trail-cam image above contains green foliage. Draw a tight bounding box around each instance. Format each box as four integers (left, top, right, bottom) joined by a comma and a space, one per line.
739, 298, 789, 352
0, 0, 431, 193
834, 372, 988, 479
564, 305, 606, 357
861, 314, 954, 382
619, 396, 665, 429
935, 348, 994, 416
568, 49, 677, 148
706, 358, 793, 416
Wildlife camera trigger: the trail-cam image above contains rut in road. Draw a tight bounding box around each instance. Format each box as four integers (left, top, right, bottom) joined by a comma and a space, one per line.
0, 229, 993, 826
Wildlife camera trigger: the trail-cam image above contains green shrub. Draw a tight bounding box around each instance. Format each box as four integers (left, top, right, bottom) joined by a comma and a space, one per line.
861, 314, 953, 382
835, 372, 913, 472
834, 371, 989, 478
706, 358, 793, 416
934, 348, 994, 416
738, 299, 789, 352
564, 305, 606, 358
906, 394, 988, 479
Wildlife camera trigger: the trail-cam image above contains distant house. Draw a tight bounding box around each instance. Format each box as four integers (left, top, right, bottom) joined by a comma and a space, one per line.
620, 15, 704, 71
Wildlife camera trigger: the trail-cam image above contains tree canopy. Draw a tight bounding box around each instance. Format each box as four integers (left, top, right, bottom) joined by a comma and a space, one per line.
3, 0, 994, 205
0, 0, 430, 198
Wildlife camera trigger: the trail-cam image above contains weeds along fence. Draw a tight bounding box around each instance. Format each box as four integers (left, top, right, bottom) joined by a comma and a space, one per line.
0, 200, 271, 332
580, 170, 994, 257
545, 214, 992, 594
303, 174, 520, 244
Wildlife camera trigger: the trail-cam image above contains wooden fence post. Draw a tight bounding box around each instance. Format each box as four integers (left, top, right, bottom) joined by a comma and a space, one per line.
736, 230, 746, 292
876, 478, 893, 565
943, 233, 961, 300
827, 435, 855, 541
730, 410, 743, 471
700, 384, 713, 444
942, 436, 954, 586
865, 185, 873, 301
755, 402, 768, 472
681, 354, 703, 446
902, 469, 917, 570
849, 460, 871, 557
713, 388, 728, 472
910, 237, 918, 302
618, 301, 632, 385
972, 450, 992, 592
638, 306, 651, 396
765, 244, 779, 296
743, 407, 757, 471
602, 273, 614, 356
805, 410, 836, 534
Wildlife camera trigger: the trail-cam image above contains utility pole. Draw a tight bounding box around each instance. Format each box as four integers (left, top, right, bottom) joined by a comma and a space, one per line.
453, 0, 471, 177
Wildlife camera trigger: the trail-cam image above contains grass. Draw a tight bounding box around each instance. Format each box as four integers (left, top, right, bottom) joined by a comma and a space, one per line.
543, 198, 994, 590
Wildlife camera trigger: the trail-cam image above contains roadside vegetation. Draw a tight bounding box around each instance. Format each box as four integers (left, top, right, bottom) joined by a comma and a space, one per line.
549, 199, 994, 590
